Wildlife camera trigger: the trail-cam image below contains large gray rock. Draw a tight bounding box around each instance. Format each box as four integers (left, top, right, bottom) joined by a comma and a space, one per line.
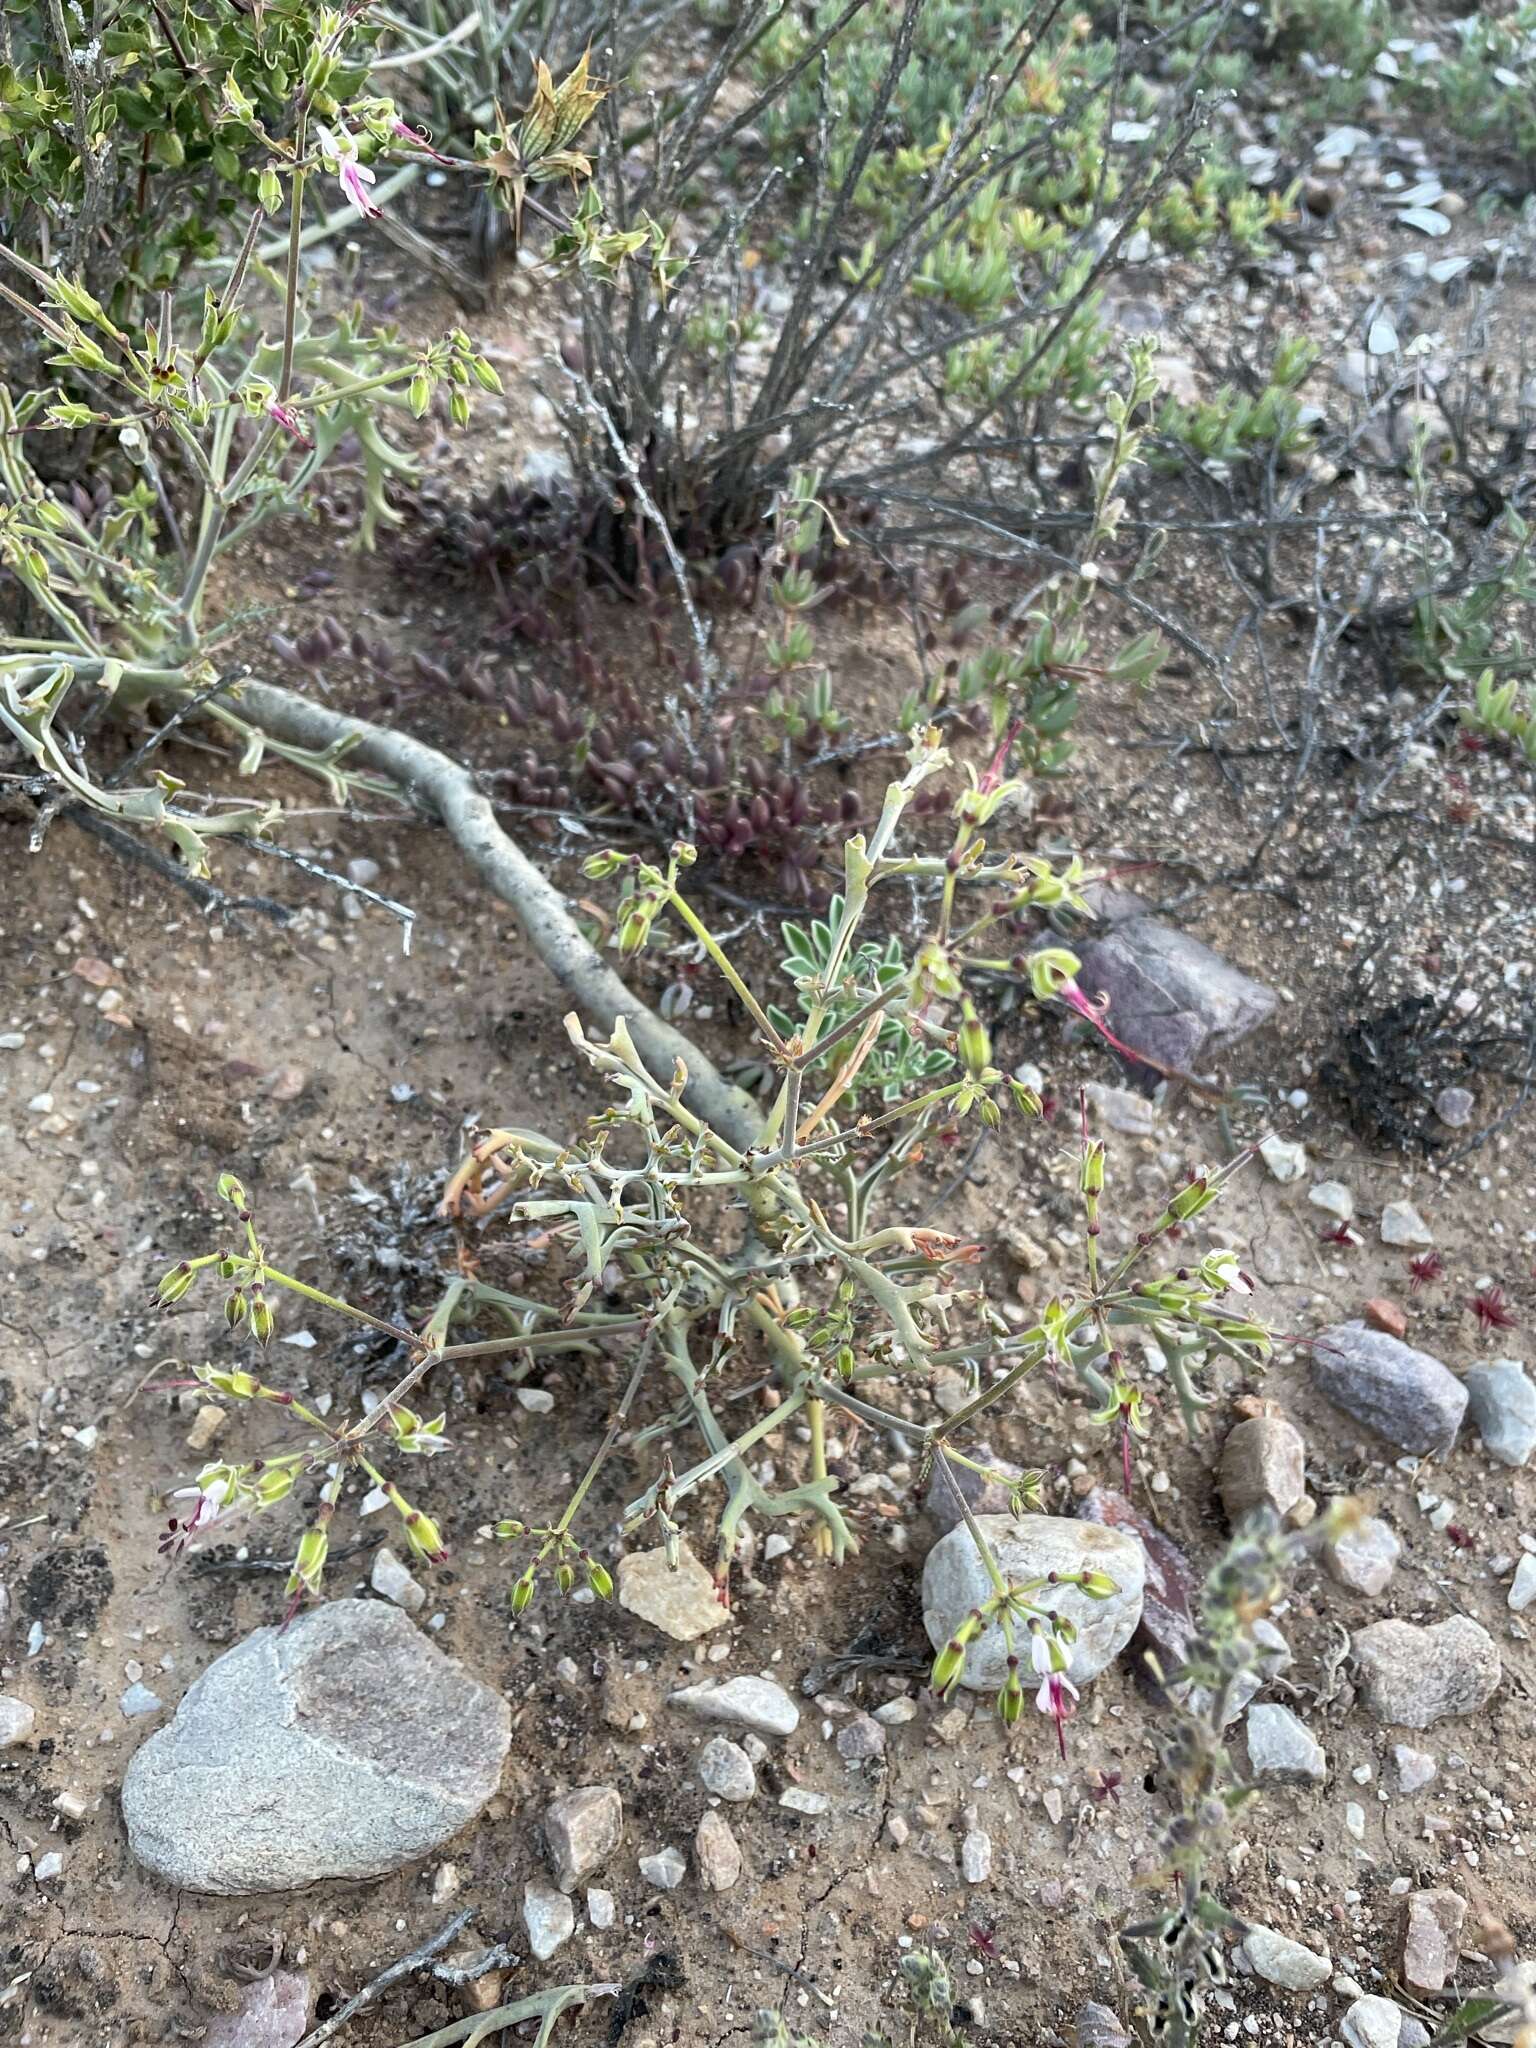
122, 1602, 510, 1893
1069, 892, 1276, 1086
1353, 1616, 1500, 1728
1311, 1322, 1467, 1453
922, 1515, 1144, 1693
1464, 1360, 1536, 1467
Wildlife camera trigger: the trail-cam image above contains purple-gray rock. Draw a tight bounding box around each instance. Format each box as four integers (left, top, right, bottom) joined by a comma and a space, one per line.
924, 1449, 1026, 1535
202, 1974, 311, 2048
122, 1602, 510, 1893
1068, 891, 1276, 1087
1077, 1485, 1199, 1685
1311, 1321, 1467, 1454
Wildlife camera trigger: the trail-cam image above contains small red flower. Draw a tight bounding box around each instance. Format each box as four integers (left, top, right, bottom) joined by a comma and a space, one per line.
1320, 1221, 1360, 1248
1408, 1251, 1444, 1291
1469, 1285, 1518, 1333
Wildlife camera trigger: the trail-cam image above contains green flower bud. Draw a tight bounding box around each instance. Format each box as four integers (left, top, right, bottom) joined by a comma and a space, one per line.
408, 373, 431, 418
511, 1566, 537, 1612
154, 1261, 198, 1306
1028, 946, 1081, 1001
584, 1556, 613, 1599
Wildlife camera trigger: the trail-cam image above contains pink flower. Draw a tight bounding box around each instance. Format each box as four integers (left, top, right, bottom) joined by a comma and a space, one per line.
338, 155, 380, 218
158, 1477, 228, 1558
267, 400, 313, 449
392, 118, 453, 165
1030, 1625, 1079, 1756
321, 126, 381, 218
1035, 1669, 1079, 1757
1057, 978, 1147, 1069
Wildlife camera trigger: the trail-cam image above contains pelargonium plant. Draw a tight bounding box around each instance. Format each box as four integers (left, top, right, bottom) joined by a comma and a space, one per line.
152, 734, 1272, 1735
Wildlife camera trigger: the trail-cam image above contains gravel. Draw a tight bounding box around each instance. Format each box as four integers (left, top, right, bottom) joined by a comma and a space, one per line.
695, 1809, 743, 1892
523, 1880, 575, 1960
668, 1676, 800, 1738
543, 1785, 623, 1891
0, 1697, 36, 1747
1400, 1888, 1467, 1994
1218, 1414, 1306, 1522
1245, 1702, 1327, 1783
698, 1735, 757, 1802
639, 1845, 687, 1890
1239, 1927, 1331, 1991
1463, 1360, 1536, 1467
618, 1543, 729, 1641
1324, 1516, 1401, 1596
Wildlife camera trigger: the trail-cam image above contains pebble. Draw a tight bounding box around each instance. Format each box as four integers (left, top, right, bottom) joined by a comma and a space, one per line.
186, 1404, 228, 1454
694, 1809, 743, 1892
835, 1712, 885, 1762
1324, 1517, 1400, 1596
523, 1880, 575, 1959
1311, 1322, 1466, 1453
779, 1787, 828, 1816
587, 1887, 615, 1930
1259, 1135, 1308, 1183
1463, 1360, 1536, 1468
1353, 1616, 1500, 1727
1239, 1927, 1331, 1991
1085, 1082, 1157, 1135
668, 1676, 799, 1738
639, 1844, 687, 1890
1076, 2004, 1133, 2048
1509, 1553, 1536, 1612
699, 1735, 757, 1802
544, 1785, 623, 1891
921, 1515, 1145, 1692
1434, 1086, 1474, 1128
1393, 1745, 1437, 1793
120, 1682, 164, 1718
1342, 1994, 1404, 2048
32, 1852, 63, 1882
54, 1790, 87, 1820
618, 1543, 728, 1642
961, 1829, 993, 1884
1308, 1181, 1355, 1220
515, 1387, 554, 1413
1363, 1298, 1408, 1341
874, 1697, 919, 1726
121, 1602, 509, 1892
1218, 1415, 1306, 1522
201, 1972, 311, 2048
0, 1696, 36, 1747
1380, 1201, 1433, 1247
1245, 1702, 1326, 1783
370, 1547, 426, 1614
1400, 1888, 1466, 1994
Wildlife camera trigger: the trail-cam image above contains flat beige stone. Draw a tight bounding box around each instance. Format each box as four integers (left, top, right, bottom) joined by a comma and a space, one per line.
618, 1543, 728, 1641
